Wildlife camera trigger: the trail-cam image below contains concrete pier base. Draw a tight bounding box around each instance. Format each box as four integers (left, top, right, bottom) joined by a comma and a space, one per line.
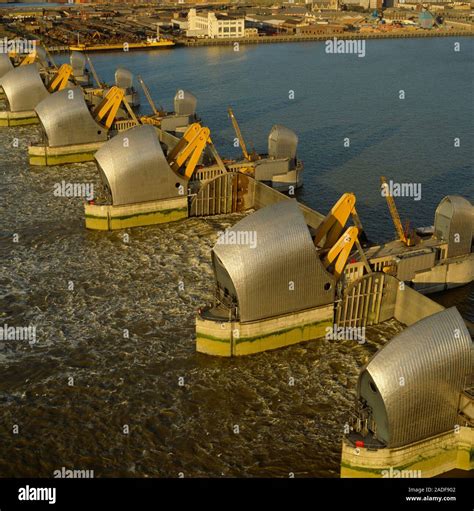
340, 427, 473, 478
0, 110, 38, 126
28, 142, 105, 166
196, 304, 334, 357
84, 196, 189, 230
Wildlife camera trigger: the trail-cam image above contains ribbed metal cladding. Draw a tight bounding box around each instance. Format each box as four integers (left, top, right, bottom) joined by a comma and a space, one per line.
0, 64, 49, 112
396, 251, 436, 281
212, 200, 335, 323
35, 47, 49, 68
35, 87, 108, 147
70, 51, 86, 77
95, 124, 187, 206
174, 90, 197, 116
434, 195, 473, 258
358, 307, 472, 448
0, 54, 13, 79
268, 125, 298, 160
115, 68, 133, 90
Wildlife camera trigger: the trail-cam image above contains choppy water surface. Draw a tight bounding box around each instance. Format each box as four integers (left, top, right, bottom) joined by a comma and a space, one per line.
1, 39, 473, 477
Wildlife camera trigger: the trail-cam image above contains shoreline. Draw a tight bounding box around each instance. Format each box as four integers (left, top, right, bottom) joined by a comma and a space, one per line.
44, 30, 473, 53
180, 30, 473, 47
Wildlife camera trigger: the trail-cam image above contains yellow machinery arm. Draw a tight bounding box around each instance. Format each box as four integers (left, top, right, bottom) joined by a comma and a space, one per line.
137, 75, 161, 116
314, 193, 359, 248
228, 107, 250, 161
168, 123, 211, 179
19, 51, 37, 66
380, 176, 408, 245
48, 63, 73, 93
323, 226, 359, 279
167, 123, 227, 179
93, 86, 125, 129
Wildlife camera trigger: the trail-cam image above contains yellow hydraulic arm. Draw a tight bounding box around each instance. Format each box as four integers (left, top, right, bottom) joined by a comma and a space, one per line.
93, 86, 125, 129
313, 193, 365, 248
380, 176, 408, 245
168, 123, 227, 179
323, 226, 359, 279
19, 51, 37, 66
48, 64, 73, 92
168, 123, 211, 179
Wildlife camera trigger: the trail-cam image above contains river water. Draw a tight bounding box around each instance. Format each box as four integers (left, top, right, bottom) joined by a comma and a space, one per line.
0, 38, 472, 477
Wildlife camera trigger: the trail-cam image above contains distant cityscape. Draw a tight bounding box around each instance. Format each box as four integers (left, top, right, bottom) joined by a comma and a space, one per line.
0, 0, 471, 49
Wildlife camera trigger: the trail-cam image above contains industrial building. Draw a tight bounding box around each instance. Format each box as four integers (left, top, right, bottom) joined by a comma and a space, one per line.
187, 9, 245, 38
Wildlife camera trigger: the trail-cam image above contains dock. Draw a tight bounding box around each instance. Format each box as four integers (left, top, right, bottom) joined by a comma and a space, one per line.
180, 30, 473, 47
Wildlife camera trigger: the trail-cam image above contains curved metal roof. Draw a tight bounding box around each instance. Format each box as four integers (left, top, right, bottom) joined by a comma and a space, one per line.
174, 90, 197, 116
115, 67, 133, 90
358, 307, 472, 448
35, 47, 49, 68
95, 124, 187, 206
268, 125, 298, 160
35, 87, 108, 148
70, 51, 86, 76
0, 54, 13, 78
70, 51, 91, 85
212, 200, 335, 323
0, 64, 49, 112
434, 195, 473, 257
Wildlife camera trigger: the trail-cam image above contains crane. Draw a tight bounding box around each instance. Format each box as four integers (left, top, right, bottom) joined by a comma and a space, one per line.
380, 176, 415, 246
85, 54, 104, 89
137, 75, 163, 116
227, 107, 258, 162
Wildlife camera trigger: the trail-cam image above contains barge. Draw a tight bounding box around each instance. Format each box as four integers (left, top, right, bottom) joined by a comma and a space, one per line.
69, 38, 175, 52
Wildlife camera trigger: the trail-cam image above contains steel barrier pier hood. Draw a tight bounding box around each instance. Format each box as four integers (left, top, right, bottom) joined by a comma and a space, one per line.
174, 90, 197, 117
95, 124, 187, 206
0, 54, 13, 79
0, 63, 49, 112
434, 195, 473, 258
211, 200, 336, 323
35, 87, 108, 147
268, 125, 298, 161
115, 67, 133, 92
357, 307, 472, 448
70, 51, 91, 87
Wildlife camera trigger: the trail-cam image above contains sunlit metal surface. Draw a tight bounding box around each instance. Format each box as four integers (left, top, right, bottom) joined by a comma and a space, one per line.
174, 90, 197, 116
434, 195, 473, 258
268, 125, 298, 160
95, 124, 187, 206
0, 64, 48, 112
212, 200, 335, 323
0, 54, 13, 78
70, 51, 86, 76
35, 87, 107, 147
70, 51, 90, 85
115, 67, 133, 90
358, 307, 472, 448
35, 47, 49, 68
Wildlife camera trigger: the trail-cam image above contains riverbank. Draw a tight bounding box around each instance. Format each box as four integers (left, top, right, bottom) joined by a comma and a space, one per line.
180, 29, 473, 47
43, 29, 473, 53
